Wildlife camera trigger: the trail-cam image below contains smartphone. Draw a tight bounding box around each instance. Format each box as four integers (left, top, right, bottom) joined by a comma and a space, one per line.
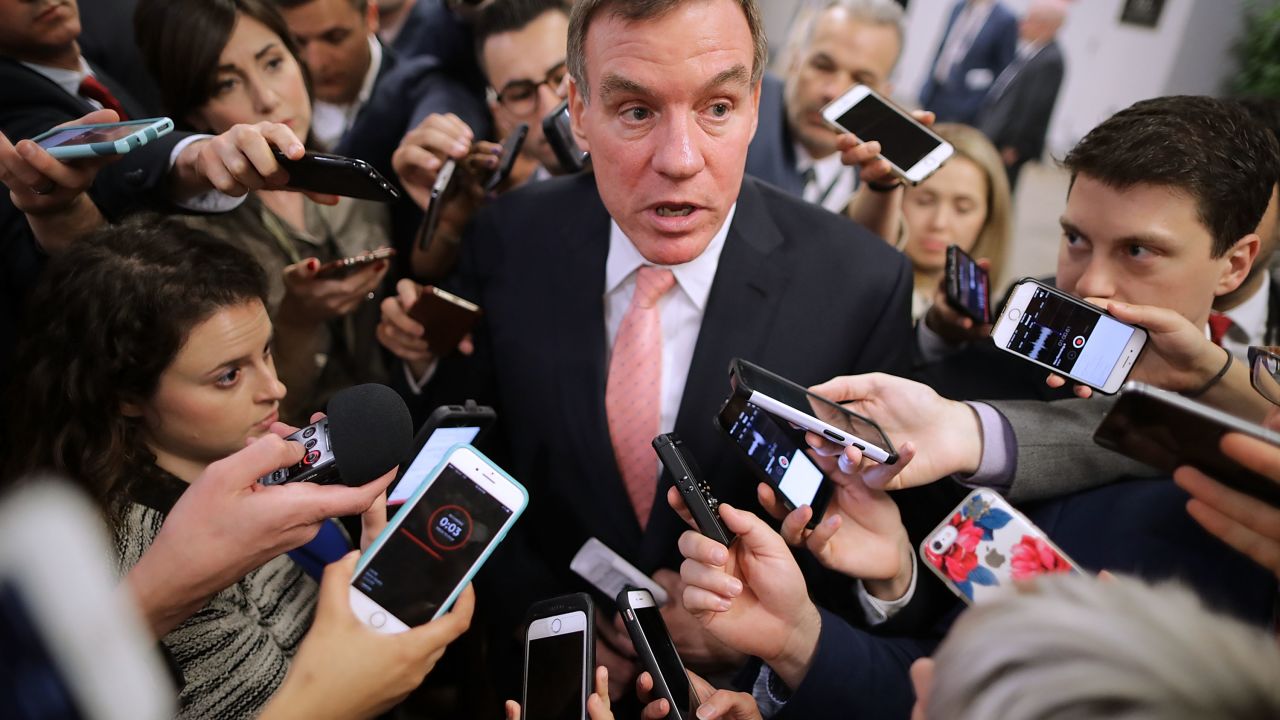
728, 358, 898, 465
485, 122, 528, 193
652, 433, 734, 547
542, 100, 588, 173
388, 401, 497, 506
313, 247, 396, 280
350, 444, 527, 631
569, 538, 669, 606
418, 157, 459, 250
922, 488, 1081, 605
271, 149, 401, 202
521, 593, 595, 720
406, 285, 482, 357
0, 480, 174, 720
715, 393, 834, 528
945, 245, 991, 324
991, 279, 1148, 394
34, 117, 174, 160
821, 85, 953, 185
1094, 382, 1280, 507
617, 589, 699, 720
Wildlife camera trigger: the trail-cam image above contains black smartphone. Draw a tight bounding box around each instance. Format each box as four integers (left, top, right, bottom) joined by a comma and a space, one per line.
652, 434, 733, 546
271, 149, 401, 202
313, 247, 395, 280
388, 400, 497, 507
617, 588, 698, 720
714, 393, 834, 528
522, 593, 595, 720
945, 245, 991, 324
542, 100, 588, 173
1094, 382, 1280, 507
417, 157, 459, 250
485, 123, 528, 193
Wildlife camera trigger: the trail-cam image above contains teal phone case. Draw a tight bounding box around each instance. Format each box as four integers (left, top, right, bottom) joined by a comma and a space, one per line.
353, 443, 528, 620
34, 118, 174, 160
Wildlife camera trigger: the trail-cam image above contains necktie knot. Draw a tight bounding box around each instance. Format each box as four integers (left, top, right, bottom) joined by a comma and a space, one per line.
78, 75, 129, 120
1209, 311, 1235, 346
634, 266, 675, 309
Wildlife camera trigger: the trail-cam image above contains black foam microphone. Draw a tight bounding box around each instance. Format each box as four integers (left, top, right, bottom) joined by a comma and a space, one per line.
260, 383, 412, 487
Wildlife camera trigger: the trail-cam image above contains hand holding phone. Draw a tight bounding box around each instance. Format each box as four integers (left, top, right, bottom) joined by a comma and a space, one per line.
618, 589, 700, 720
822, 85, 953, 185
521, 593, 595, 720
944, 245, 992, 325
485, 123, 528, 193
34, 117, 174, 160
653, 434, 733, 546
405, 285, 481, 358
313, 247, 395, 280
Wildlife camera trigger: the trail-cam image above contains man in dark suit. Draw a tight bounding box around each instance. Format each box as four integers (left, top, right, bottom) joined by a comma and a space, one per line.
745, 0, 903, 212
918, 0, 1018, 125
375, 0, 487, 106
77, 0, 163, 113
975, 0, 1067, 189
374, 0, 914, 702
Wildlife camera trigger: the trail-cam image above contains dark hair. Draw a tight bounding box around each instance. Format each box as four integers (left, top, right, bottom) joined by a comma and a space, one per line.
4, 218, 268, 508
474, 0, 571, 74
1236, 96, 1280, 151
1063, 95, 1280, 257
567, 0, 768, 102
134, 0, 310, 127
273, 0, 369, 12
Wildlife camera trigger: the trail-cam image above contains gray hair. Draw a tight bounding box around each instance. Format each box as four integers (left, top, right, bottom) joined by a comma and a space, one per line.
567, 0, 768, 103
927, 574, 1280, 720
784, 0, 905, 69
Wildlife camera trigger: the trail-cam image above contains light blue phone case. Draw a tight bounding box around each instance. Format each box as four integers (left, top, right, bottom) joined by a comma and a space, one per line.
353, 443, 528, 620
34, 118, 174, 160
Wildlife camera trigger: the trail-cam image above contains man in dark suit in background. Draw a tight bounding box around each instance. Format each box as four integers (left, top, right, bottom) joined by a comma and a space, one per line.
375, 0, 487, 105
918, 0, 1017, 125
975, 0, 1067, 189
375, 0, 914, 705
745, 0, 904, 213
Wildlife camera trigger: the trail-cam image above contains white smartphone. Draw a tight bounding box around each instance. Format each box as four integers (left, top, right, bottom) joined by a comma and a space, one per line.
569, 538, 669, 606
991, 279, 1148, 395
33, 117, 174, 160
729, 358, 898, 465
350, 444, 527, 633
0, 479, 174, 720
522, 593, 594, 720
820, 85, 953, 185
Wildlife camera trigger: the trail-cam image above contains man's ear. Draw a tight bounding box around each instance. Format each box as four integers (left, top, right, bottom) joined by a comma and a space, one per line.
1216, 233, 1261, 297
746, 78, 762, 143
568, 77, 589, 153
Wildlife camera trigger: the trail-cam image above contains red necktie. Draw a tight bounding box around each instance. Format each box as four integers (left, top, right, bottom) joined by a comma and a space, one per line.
78, 75, 129, 120
1208, 311, 1234, 347
605, 266, 676, 528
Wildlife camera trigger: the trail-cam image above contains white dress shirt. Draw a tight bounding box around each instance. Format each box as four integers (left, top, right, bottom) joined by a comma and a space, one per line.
604, 206, 735, 436
794, 141, 856, 214
1222, 273, 1272, 360
20, 58, 242, 213
311, 35, 383, 151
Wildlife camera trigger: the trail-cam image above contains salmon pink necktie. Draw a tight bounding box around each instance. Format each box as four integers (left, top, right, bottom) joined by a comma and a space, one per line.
606, 266, 676, 528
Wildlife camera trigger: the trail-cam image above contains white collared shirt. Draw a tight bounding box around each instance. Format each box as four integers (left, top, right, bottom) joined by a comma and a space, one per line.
1222, 273, 1272, 360
311, 35, 383, 151
794, 142, 856, 214
934, 0, 996, 83
604, 206, 735, 436
21, 56, 94, 100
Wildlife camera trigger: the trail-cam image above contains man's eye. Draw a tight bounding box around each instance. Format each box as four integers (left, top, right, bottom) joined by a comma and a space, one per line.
709, 103, 730, 118
627, 107, 651, 122
1127, 244, 1152, 258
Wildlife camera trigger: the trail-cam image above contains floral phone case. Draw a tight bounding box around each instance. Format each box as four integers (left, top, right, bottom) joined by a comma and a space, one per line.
921, 488, 1080, 604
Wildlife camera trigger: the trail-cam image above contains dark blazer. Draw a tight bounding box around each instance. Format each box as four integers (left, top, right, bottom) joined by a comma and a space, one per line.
776, 477, 1278, 720
78, 0, 163, 114
918, 1, 1019, 125
976, 40, 1065, 167
419, 172, 914, 630
744, 72, 805, 197
387, 0, 486, 108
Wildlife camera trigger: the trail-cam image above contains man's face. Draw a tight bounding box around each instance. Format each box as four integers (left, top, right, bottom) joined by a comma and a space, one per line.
0, 0, 80, 62
483, 9, 569, 171
569, 0, 761, 266
1057, 175, 1256, 328
280, 0, 376, 105
784, 9, 899, 159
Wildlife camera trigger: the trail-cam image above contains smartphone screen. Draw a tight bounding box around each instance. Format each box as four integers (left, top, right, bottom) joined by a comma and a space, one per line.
721, 398, 825, 509
832, 93, 942, 173
388, 426, 484, 505
352, 463, 514, 625
948, 247, 990, 323
524, 612, 588, 720
1004, 286, 1137, 389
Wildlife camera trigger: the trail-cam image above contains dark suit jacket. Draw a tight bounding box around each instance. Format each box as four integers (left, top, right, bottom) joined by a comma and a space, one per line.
776, 477, 1278, 720
78, 0, 163, 114
976, 40, 1065, 164
918, 1, 1018, 125
744, 73, 805, 198
388, 0, 486, 108
0, 58, 188, 379
416, 171, 914, 665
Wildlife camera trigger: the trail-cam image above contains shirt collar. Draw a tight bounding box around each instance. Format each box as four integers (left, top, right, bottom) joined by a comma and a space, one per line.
605, 204, 736, 312
1224, 273, 1272, 345
794, 140, 848, 184
21, 56, 92, 98
357, 35, 383, 106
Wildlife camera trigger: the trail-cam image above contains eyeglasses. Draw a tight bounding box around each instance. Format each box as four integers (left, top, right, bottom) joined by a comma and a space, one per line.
489, 61, 568, 117
1248, 346, 1280, 406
